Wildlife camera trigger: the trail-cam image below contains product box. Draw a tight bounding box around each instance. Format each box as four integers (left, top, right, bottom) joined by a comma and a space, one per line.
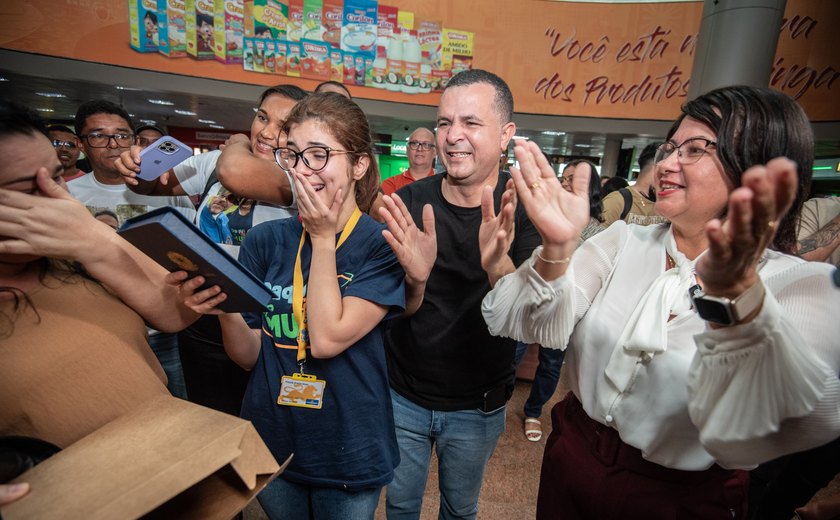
302, 0, 323, 41
214, 0, 245, 64
340, 0, 377, 60
342, 51, 355, 84
243, 37, 255, 70
118, 207, 275, 313
301, 38, 331, 81
430, 68, 451, 92
417, 19, 441, 69
129, 0, 160, 52
441, 28, 473, 71
321, 0, 342, 47
264, 38, 276, 72
157, 0, 187, 57
376, 4, 397, 55
287, 0, 304, 41
329, 47, 343, 81
286, 41, 302, 76
274, 40, 288, 74
2, 395, 289, 520
354, 53, 366, 86
397, 10, 413, 31
186, 0, 216, 59
252, 0, 288, 40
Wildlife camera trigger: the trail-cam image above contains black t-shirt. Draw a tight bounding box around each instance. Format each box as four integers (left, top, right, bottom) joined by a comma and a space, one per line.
385, 171, 541, 411
227, 208, 255, 245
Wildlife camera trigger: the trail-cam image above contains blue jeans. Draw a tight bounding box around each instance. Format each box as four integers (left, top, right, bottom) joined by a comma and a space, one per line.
257, 476, 382, 520
386, 389, 506, 520
513, 342, 565, 418
148, 331, 188, 399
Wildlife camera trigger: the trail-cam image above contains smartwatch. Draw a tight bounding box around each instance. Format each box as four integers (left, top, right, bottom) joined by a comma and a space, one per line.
689, 281, 766, 326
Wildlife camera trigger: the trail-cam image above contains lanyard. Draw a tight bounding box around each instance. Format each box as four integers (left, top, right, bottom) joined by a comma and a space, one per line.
291, 207, 362, 371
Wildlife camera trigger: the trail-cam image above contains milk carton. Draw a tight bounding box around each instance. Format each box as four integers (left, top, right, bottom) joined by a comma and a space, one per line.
186, 0, 216, 59
129, 0, 160, 52
214, 0, 244, 64
157, 0, 187, 57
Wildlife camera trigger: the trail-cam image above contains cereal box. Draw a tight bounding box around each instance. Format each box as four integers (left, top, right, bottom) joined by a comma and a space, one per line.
129, 0, 160, 53
287, 0, 304, 42
341, 0, 377, 60
302, 0, 323, 41
329, 47, 343, 82
214, 0, 244, 64
252, 0, 288, 40
186, 0, 216, 59
441, 28, 473, 71
417, 19, 441, 69
157, 0, 187, 57
286, 41, 302, 77
301, 39, 331, 81
321, 0, 342, 48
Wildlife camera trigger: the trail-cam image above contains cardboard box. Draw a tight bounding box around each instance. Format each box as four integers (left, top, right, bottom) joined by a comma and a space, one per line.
129, 0, 160, 53
186, 0, 216, 59
214, 0, 245, 64
2, 396, 289, 520
157, 0, 187, 57
118, 207, 275, 313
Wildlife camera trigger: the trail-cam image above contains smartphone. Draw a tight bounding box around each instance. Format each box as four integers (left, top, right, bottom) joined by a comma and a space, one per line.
137, 136, 193, 181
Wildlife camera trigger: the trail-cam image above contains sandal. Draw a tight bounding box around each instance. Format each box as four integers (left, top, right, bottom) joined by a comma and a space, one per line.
524, 417, 542, 442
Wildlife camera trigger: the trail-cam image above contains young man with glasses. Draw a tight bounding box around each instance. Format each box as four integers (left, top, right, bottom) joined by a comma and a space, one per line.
67, 100, 195, 226
47, 125, 84, 181
380, 127, 436, 196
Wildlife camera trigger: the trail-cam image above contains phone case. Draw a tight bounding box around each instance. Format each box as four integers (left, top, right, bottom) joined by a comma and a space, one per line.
137, 136, 193, 181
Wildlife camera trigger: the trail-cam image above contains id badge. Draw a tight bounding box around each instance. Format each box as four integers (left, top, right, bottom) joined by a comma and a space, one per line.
278, 373, 326, 409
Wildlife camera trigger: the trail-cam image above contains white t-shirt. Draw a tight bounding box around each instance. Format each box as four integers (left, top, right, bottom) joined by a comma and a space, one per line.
68, 173, 196, 225
483, 222, 840, 471
173, 150, 297, 227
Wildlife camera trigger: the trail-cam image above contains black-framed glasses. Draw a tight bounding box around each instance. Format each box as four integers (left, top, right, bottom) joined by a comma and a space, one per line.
274, 146, 356, 172
80, 133, 134, 148
52, 139, 78, 150
407, 141, 434, 151
655, 138, 717, 166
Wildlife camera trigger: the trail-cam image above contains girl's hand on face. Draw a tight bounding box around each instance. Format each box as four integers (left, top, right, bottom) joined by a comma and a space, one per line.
697, 157, 797, 297
292, 168, 343, 239
165, 271, 227, 315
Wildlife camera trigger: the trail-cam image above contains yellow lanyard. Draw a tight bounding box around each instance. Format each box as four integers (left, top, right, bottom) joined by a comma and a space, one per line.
291, 207, 362, 371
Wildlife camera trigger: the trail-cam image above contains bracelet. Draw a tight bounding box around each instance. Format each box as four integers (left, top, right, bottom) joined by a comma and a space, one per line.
537, 250, 572, 264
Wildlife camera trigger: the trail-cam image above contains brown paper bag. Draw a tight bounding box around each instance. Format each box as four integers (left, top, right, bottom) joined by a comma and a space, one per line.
2, 395, 290, 520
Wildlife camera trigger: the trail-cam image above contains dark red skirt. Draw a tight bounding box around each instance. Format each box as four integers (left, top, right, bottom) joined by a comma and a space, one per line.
536, 392, 749, 519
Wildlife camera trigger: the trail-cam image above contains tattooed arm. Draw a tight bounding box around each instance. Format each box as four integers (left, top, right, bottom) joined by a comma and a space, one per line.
797, 210, 840, 263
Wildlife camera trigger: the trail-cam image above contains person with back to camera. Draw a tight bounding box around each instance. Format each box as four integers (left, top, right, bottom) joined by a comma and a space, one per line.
601, 142, 668, 226
516, 159, 605, 442
481, 85, 840, 518
179, 93, 405, 519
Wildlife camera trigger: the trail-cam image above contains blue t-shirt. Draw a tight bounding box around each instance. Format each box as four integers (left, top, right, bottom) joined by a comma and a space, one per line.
238, 214, 405, 490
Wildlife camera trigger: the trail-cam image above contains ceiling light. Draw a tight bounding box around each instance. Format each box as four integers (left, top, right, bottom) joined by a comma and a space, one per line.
148, 99, 174, 106
36, 107, 54, 113
198, 119, 216, 124
0, 77, 8, 82
116, 86, 142, 91
541, 130, 565, 136
36, 92, 66, 98
512, 135, 529, 141
574, 144, 592, 148
174, 109, 196, 116
139, 119, 156, 125
209, 124, 225, 129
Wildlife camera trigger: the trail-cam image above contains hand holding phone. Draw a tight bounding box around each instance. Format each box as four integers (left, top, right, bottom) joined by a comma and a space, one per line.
137, 136, 193, 181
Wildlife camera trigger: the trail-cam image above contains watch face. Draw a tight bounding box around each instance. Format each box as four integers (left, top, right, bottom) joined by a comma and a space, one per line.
693, 297, 734, 325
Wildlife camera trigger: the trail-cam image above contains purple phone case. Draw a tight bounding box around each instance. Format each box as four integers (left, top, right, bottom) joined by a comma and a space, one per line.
137, 136, 193, 181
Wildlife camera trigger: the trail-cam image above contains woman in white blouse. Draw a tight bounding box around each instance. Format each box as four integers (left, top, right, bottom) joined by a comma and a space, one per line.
481, 86, 840, 518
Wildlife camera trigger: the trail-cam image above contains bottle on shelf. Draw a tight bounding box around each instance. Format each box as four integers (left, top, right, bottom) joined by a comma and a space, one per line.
401, 30, 421, 94
385, 28, 403, 92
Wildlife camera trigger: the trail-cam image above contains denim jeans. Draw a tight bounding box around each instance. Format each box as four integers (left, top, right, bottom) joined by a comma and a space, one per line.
386, 388, 506, 520
147, 331, 188, 399
513, 342, 565, 418
257, 476, 382, 520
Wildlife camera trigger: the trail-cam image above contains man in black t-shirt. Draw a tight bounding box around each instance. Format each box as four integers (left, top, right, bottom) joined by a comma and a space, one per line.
379, 70, 540, 520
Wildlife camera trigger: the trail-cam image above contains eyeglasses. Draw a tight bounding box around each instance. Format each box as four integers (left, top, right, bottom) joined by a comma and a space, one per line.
655, 138, 717, 166
80, 133, 135, 148
274, 146, 356, 172
52, 139, 78, 150
407, 141, 434, 151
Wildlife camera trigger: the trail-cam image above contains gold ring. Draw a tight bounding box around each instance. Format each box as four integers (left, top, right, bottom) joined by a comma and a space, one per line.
767, 220, 776, 231
530, 182, 541, 190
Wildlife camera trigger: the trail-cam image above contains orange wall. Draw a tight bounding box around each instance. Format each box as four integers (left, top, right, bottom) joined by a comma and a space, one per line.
1, 0, 836, 121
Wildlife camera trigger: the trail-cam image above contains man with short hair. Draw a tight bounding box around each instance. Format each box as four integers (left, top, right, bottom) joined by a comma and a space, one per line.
134, 124, 166, 148
380, 127, 436, 196
600, 142, 667, 226
47, 124, 84, 181
68, 100, 195, 225
379, 70, 540, 519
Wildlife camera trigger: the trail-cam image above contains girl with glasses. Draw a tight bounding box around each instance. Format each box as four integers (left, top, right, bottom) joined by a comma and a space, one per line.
482, 86, 840, 518
179, 92, 405, 519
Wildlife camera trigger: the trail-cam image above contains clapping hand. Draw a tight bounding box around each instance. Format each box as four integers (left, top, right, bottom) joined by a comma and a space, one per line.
379, 193, 436, 286
478, 179, 516, 285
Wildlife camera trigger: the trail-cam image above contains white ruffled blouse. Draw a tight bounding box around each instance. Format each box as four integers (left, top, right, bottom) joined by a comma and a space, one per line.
482, 221, 840, 470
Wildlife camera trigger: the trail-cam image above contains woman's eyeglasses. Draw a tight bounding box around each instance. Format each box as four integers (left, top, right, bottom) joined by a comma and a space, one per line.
655, 138, 717, 165
274, 146, 356, 172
